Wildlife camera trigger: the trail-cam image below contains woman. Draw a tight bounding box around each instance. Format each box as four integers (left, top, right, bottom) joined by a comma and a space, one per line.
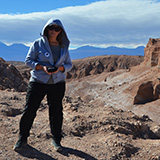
13, 18, 72, 152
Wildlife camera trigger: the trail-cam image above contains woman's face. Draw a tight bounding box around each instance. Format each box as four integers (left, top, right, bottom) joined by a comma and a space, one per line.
47, 25, 62, 39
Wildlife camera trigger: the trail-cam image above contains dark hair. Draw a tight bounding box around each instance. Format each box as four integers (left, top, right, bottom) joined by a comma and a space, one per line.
43, 26, 63, 46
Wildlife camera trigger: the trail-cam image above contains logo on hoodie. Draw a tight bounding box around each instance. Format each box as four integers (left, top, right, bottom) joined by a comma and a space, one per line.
44, 52, 50, 57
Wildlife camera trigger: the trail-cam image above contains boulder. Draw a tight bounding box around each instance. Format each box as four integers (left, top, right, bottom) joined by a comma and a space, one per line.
0, 58, 27, 91
134, 81, 154, 104
133, 80, 160, 104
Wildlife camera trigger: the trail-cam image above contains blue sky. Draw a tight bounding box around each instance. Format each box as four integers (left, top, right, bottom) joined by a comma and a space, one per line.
0, 0, 102, 14
0, 0, 160, 49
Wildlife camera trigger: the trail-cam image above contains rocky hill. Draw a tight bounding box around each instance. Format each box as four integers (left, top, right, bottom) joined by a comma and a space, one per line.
0, 38, 160, 159
66, 55, 143, 79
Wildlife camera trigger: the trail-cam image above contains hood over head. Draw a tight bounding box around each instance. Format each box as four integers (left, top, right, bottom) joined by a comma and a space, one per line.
42, 18, 70, 47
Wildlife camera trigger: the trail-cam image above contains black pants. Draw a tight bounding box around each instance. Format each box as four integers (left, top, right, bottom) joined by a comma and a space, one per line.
19, 81, 65, 143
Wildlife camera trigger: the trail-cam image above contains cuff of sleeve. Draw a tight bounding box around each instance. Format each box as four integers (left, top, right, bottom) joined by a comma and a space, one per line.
34, 62, 39, 70
62, 65, 65, 72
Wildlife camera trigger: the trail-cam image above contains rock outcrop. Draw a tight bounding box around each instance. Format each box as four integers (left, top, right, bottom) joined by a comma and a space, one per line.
134, 80, 160, 104
133, 38, 160, 104
0, 58, 27, 91
144, 38, 160, 66
67, 55, 143, 79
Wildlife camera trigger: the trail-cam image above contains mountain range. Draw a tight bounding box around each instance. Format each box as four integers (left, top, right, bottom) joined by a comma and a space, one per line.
0, 41, 145, 61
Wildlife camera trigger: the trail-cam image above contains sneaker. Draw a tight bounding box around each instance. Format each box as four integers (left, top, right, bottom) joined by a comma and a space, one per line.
13, 138, 27, 151
51, 139, 62, 152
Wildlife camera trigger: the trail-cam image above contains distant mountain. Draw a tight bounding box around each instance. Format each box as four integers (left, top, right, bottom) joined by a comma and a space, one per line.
70, 45, 145, 60
0, 41, 29, 61
0, 41, 145, 61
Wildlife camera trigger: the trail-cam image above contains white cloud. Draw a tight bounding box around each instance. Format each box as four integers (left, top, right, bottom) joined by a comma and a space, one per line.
0, 0, 160, 48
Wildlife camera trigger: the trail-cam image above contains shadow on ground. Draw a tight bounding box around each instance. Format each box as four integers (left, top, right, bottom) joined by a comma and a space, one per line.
16, 145, 97, 160
17, 145, 56, 160
60, 146, 97, 160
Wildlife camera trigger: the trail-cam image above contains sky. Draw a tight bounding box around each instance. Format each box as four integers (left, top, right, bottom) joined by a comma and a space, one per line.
0, 0, 160, 49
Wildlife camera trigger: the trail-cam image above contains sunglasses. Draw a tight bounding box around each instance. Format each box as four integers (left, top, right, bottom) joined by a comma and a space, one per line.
48, 25, 62, 32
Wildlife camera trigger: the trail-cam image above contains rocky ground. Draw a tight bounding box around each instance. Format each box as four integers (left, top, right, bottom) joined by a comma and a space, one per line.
0, 57, 160, 159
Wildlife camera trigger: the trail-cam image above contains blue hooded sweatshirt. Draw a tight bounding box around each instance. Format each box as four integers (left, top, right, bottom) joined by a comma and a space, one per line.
25, 18, 72, 84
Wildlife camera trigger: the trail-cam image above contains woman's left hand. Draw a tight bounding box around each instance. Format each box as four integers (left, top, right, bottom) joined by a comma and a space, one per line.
58, 65, 65, 72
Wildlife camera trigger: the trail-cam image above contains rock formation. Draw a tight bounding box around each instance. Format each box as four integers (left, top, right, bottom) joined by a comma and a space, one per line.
0, 58, 27, 91
133, 38, 160, 104
144, 38, 160, 66
134, 80, 160, 104
67, 55, 143, 80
